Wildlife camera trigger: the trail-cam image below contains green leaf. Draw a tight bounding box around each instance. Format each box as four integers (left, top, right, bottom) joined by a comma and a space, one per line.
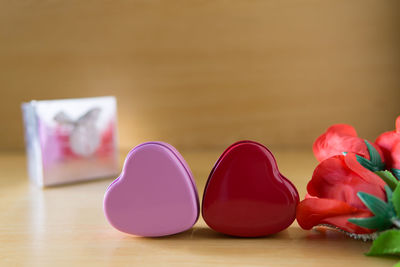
393, 168, 400, 180
393, 262, 400, 267
386, 185, 394, 201
365, 140, 384, 168
348, 216, 393, 231
366, 229, 400, 257
349, 191, 397, 231
393, 184, 400, 216
356, 155, 376, 171
357, 191, 395, 218
375, 171, 399, 191
356, 140, 385, 172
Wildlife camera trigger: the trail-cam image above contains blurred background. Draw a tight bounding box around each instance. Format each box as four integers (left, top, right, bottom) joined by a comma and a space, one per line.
1, 0, 399, 153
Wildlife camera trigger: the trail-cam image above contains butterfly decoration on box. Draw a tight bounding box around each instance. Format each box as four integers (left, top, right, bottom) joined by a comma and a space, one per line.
53, 107, 115, 158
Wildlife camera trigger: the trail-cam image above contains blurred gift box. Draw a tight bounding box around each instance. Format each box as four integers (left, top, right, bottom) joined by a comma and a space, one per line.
22, 96, 119, 187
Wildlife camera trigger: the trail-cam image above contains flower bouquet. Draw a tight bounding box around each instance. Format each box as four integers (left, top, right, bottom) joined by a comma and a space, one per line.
296, 116, 400, 258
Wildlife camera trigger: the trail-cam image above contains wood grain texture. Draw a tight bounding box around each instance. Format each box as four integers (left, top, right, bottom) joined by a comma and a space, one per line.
0, 150, 398, 266
0, 0, 400, 151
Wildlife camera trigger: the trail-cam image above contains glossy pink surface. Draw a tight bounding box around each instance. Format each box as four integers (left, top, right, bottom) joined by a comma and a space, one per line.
202, 140, 299, 237
104, 142, 199, 237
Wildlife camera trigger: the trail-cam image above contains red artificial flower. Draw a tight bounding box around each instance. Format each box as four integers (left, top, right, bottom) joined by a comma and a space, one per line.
296, 153, 387, 234
375, 116, 400, 170
313, 124, 384, 163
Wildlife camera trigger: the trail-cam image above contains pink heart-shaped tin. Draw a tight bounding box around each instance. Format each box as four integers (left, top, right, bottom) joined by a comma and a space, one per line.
103, 142, 199, 237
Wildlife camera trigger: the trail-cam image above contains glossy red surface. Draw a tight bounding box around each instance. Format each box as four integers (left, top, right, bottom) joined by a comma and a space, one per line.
202, 140, 299, 237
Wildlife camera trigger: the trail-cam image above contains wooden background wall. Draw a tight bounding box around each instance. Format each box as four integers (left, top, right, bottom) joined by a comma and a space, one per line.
1, 0, 399, 151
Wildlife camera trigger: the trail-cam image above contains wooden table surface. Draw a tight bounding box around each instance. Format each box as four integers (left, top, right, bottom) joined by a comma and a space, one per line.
0, 149, 398, 266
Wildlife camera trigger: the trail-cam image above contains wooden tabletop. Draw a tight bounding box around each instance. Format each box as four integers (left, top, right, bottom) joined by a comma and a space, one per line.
0, 149, 398, 266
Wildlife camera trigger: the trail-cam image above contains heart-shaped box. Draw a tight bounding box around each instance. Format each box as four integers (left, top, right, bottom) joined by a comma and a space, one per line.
104, 142, 199, 237
202, 140, 299, 237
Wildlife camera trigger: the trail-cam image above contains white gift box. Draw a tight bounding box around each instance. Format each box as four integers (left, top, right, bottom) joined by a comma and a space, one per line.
22, 96, 119, 187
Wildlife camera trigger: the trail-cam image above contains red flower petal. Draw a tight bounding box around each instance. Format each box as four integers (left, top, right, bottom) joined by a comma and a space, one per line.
375, 131, 399, 169
326, 124, 358, 136
296, 198, 374, 234
344, 153, 387, 190
375, 116, 400, 169
313, 124, 369, 162
391, 141, 400, 170
307, 154, 386, 209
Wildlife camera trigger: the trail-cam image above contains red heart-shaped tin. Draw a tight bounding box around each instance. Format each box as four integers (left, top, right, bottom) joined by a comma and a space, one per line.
202, 140, 299, 237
